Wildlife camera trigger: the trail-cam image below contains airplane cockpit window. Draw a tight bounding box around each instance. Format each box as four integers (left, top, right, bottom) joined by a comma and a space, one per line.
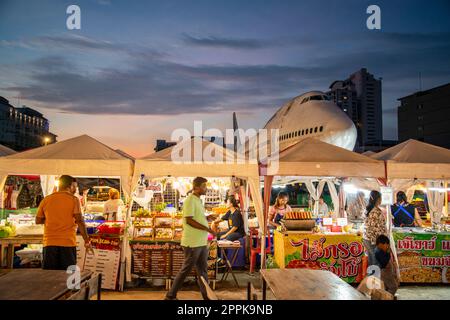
302, 95, 330, 103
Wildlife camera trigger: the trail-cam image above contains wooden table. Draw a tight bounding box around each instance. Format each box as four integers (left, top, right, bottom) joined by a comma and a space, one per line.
0, 269, 92, 300
218, 243, 241, 288
0, 235, 43, 269
260, 269, 368, 300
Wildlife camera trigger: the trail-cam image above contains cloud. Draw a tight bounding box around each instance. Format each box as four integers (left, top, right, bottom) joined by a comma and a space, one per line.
0, 34, 165, 60
181, 34, 275, 50
1, 32, 449, 124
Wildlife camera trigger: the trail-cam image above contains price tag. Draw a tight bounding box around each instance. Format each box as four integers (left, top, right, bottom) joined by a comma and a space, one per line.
323, 218, 333, 226
380, 187, 394, 205
337, 218, 348, 227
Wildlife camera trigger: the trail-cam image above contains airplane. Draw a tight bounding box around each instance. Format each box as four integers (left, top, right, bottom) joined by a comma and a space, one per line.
237, 91, 357, 155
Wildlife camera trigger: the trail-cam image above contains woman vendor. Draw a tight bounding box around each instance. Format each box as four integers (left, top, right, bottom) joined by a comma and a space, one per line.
391, 191, 423, 227
212, 196, 245, 241
268, 191, 293, 228
103, 188, 124, 221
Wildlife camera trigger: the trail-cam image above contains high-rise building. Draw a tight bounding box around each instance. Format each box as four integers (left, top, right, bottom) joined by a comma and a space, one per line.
397, 83, 450, 149
0, 96, 57, 151
328, 68, 383, 148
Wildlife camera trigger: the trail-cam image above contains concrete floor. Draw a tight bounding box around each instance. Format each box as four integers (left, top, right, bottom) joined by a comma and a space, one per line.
102, 271, 450, 300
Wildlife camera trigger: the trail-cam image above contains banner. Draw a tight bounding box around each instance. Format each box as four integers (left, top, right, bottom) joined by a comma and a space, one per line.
275, 232, 365, 283
393, 229, 450, 283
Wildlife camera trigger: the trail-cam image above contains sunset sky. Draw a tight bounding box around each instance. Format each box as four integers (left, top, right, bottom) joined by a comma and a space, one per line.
1, 0, 449, 157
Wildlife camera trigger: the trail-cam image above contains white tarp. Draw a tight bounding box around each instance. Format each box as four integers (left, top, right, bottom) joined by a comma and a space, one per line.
0, 135, 134, 198
265, 138, 385, 178
0, 144, 16, 157
372, 139, 450, 179
127, 137, 264, 282
427, 180, 445, 224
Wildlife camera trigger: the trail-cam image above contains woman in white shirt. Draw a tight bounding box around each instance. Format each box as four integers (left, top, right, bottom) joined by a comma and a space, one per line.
103, 188, 124, 221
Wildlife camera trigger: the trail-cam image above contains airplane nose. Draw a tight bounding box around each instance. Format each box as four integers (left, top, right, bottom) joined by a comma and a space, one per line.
322, 111, 357, 151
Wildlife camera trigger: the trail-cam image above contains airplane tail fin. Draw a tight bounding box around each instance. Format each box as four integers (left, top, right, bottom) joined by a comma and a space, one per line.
233, 112, 239, 153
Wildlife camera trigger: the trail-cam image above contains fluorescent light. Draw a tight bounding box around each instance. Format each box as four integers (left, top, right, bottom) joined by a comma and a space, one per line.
427, 187, 450, 192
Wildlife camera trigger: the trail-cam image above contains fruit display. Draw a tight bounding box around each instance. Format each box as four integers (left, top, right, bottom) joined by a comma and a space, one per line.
0, 222, 16, 238
97, 221, 125, 235
155, 217, 172, 228
133, 218, 153, 227
133, 208, 152, 218
154, 212, 171, 218
154, 202, 168, 213
135, 228, 154, 239
155, 228, 173, 240
285, 211, 313, 220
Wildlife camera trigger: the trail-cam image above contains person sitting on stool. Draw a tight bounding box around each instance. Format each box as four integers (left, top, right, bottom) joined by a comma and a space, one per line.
212, 196, 245, 241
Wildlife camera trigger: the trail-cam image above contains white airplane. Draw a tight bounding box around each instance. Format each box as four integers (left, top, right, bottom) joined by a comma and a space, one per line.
241, 91, 357, 154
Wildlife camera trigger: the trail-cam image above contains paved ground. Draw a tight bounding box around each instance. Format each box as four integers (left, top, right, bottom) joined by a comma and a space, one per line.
102, 271, 450, 300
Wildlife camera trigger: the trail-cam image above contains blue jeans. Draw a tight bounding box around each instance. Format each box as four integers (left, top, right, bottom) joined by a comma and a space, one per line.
363, 239, 377, 268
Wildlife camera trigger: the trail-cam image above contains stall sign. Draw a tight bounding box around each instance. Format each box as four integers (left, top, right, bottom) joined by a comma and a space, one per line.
147, 182, 163, 193
322, 218, 333, 226
283, 233, 365, 283
380, 187, 394, 206
90, 235, 121, 251
337, 218, 348, 227
394, 230, 450, 283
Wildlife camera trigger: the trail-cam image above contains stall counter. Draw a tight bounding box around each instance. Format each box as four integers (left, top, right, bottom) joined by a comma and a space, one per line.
274, 230, 366, 283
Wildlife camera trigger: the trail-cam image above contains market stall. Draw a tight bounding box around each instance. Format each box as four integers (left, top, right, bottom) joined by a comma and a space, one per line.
371, 139, 450, 283
261, 138, 385, 283
0, 135, 134, 290
125, 137, 264, 288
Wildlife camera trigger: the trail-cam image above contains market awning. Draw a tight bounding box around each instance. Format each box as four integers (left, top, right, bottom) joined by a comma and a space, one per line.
0, 135, 134, 197
371, 139, 450, 179
0, 144, 16, 157
261, 138, 385, 178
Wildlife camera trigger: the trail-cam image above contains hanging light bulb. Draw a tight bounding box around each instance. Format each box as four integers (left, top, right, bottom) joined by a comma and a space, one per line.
212, 182, 219, 191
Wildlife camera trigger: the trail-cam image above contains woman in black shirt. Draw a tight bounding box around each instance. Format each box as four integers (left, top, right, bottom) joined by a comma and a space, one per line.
212, 196, 245, 241
391, 191, 423, 227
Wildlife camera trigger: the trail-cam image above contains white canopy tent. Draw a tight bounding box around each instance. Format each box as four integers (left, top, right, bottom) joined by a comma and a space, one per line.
371, 139, 450, 180
371, 139, 450, 223
126, 137, 264, 281
259, 138, 386, 267
263, 138, 385, 216
0, 134, 134, 199
0, 144, 16, 157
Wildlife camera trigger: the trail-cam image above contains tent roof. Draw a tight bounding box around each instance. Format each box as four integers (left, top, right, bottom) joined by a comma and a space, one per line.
0, 135, 134, 196
6, 135, 128, 160
140, 138, 236, 162
371, 139, 450, 163
0, 144, 16, 157
371, 139, 450, 179
134, 137, 259, 179
263, 138, 384, 178
362, 151, 376, 156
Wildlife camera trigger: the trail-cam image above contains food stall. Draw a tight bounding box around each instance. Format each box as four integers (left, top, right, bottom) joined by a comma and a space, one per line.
0, 135, 134, 290
372, 139, 450, 283
261, 138, 385, 283
125, 137, 264, 288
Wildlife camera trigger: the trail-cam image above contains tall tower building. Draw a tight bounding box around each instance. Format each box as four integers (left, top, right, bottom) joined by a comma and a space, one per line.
328, 68, 383, 148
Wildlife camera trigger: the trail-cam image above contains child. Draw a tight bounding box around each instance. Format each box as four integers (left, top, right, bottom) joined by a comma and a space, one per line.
375, 235, 399, 296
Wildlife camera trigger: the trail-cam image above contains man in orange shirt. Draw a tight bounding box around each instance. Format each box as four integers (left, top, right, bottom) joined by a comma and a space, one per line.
36, 175, 92, 270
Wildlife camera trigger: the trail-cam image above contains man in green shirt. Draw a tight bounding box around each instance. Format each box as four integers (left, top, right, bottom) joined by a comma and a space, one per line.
165, 177, 216, 300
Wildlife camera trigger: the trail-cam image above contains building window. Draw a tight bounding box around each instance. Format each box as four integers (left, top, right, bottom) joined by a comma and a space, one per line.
417, 104, 423, 110
418, 116, 423, 121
